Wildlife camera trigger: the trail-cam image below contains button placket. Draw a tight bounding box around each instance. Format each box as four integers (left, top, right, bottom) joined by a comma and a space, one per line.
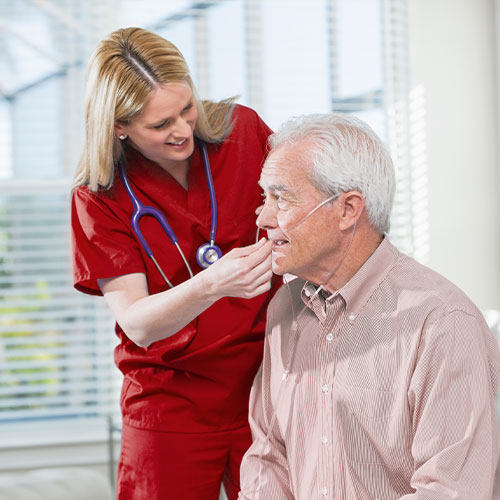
319, 320, 340, 500
321, 297, 345, 499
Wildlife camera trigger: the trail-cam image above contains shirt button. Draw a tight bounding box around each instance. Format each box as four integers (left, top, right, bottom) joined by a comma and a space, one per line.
305, 289, 311, 297
321, 487, 328, 496
321, 384, 329, 393
348, 312, 356, 321
321, 436, 328, 444
326, 333, 333, 342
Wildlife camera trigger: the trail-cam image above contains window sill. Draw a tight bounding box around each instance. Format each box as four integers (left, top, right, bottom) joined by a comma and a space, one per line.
0, 417, 121, 472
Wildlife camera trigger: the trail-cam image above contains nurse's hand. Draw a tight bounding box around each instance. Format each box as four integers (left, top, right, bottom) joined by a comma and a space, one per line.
202, 237, 273, 300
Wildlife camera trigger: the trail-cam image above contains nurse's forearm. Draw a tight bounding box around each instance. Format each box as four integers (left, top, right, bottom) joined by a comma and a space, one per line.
99, 239, 272, 348
115, 271, 222, 348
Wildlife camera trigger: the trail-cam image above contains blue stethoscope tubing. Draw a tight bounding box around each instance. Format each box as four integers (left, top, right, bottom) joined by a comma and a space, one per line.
117, 138, 222, 288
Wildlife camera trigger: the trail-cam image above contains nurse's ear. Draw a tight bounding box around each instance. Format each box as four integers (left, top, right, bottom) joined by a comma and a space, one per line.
337, 191, 365, 231
114, 122, 127, 141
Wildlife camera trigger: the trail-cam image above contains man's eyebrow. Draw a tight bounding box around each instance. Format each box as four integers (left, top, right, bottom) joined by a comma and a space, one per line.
258, 181, 293, 194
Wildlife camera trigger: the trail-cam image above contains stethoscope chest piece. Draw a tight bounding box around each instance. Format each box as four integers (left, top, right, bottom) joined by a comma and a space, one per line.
196, 242, 222, 268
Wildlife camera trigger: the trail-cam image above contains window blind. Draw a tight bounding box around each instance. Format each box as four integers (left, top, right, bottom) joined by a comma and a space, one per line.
0, 185, 119, 423
0, 0, 411, 436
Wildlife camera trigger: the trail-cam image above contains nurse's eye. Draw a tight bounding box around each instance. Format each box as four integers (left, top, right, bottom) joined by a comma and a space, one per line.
182, 102, 193, 113
153, 119, 170, 130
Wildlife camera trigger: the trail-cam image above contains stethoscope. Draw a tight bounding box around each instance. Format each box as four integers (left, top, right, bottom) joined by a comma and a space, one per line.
117, 138, 222, 288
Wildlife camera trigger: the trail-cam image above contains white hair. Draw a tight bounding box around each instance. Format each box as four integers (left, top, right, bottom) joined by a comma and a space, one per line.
269, 113, 395, 234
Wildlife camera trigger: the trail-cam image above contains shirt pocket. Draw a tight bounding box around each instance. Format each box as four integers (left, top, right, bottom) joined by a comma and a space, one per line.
335, 387, 396, 464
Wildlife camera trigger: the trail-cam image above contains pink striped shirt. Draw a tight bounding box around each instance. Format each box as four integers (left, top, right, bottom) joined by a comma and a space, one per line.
239, 238, 500, 499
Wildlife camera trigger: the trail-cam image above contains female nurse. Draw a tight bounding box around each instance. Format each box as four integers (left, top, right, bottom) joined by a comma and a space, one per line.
71, 27, 278, 500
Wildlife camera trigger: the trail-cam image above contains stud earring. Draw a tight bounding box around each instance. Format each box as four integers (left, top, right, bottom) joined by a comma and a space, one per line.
119, 135, 126, 140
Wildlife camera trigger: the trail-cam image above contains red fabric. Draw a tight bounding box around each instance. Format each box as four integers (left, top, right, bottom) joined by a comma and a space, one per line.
71, 105, 279, 434
117, 422, 251, 500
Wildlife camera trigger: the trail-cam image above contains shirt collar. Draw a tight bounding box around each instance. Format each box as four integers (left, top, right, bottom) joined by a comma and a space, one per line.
300, 237, 399, 323
337, 237, 399, 322
300, 282, 333, 321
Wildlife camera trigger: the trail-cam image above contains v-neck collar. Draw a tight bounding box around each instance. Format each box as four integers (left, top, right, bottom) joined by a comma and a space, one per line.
123, 142, 211, 228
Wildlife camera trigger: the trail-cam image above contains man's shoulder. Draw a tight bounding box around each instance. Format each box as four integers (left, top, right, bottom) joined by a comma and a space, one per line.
388, 249, 482, 318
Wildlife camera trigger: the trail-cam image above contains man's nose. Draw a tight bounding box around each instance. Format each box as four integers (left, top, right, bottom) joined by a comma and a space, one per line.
256, 201, 278, 230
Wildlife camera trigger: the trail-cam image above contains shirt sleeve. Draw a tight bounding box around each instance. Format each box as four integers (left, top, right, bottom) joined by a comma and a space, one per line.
71, 186, 146, 295
402, 309, 500, 500
238, 308, 294, 500
233, 104, 272, 155
253, 109, 273, 154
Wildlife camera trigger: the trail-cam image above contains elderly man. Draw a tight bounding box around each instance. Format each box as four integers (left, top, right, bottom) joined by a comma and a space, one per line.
238, 113, 500, 499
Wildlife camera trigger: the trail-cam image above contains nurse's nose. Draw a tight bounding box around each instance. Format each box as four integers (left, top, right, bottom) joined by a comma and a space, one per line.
173, 116, 192, 137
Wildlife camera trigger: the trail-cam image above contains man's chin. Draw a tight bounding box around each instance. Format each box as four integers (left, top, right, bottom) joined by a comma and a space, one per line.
272, 253, 294, 276
271, 261, 287, 276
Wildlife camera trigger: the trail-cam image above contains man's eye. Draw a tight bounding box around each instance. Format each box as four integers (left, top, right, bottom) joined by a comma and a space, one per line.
277, 198, 289, 210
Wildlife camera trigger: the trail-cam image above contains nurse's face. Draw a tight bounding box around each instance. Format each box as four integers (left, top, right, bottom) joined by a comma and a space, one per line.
257, 142, 342, 284
115, 83, 198, 168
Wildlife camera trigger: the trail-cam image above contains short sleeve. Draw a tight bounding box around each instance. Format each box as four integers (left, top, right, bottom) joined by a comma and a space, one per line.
229, 104, 272, 156
253, 109, 273, 154
71, 186, 146, 295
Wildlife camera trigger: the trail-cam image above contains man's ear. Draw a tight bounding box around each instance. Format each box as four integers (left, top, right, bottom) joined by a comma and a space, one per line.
338, 191, 365, 230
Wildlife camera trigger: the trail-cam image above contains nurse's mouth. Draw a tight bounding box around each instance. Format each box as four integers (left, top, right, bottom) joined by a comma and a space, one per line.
166, 138, 189, 149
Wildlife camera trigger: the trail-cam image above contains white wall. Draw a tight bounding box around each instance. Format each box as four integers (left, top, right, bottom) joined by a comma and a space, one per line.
408, 0, 500, 312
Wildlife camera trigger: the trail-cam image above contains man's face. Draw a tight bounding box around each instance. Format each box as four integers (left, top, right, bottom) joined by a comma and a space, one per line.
257, 142, 341, 283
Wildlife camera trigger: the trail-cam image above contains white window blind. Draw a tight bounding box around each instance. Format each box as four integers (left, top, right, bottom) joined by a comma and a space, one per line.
0, 0, 412, 441
0, 184, 118, 423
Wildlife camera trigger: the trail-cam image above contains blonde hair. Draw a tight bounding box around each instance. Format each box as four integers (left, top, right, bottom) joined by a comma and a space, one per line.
73, 27, 235, 192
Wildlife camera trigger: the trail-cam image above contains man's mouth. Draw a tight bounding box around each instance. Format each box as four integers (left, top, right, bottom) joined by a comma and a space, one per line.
272, 238, 290, 250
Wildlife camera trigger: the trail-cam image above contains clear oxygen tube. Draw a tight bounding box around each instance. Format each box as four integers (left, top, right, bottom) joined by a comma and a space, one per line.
246, 193, 357, 500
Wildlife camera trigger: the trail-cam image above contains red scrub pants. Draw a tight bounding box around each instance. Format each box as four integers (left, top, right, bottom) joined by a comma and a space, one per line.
116, 422, 252, 500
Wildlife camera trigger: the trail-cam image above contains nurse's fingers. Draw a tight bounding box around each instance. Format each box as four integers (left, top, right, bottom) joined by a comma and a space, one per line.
239, 260, 273, 298
246, 252, 272, 280
230, 237, 269, 259
237, 239, 273, 267
251, 267, 273, 288
245, 271, 273, 298
204, 240, 272, 300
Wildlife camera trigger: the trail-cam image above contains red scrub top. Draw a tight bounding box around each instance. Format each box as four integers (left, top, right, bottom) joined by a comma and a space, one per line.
71, 105, 278, 433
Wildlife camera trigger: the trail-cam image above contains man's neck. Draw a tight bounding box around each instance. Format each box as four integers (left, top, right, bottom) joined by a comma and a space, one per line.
321, 229, 383, 294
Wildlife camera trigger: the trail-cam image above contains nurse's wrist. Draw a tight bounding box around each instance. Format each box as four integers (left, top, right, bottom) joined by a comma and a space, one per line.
193, 267, 222, 303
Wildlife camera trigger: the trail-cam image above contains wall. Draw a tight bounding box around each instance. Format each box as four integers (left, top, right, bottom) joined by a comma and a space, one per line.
408, 0, 500, 311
